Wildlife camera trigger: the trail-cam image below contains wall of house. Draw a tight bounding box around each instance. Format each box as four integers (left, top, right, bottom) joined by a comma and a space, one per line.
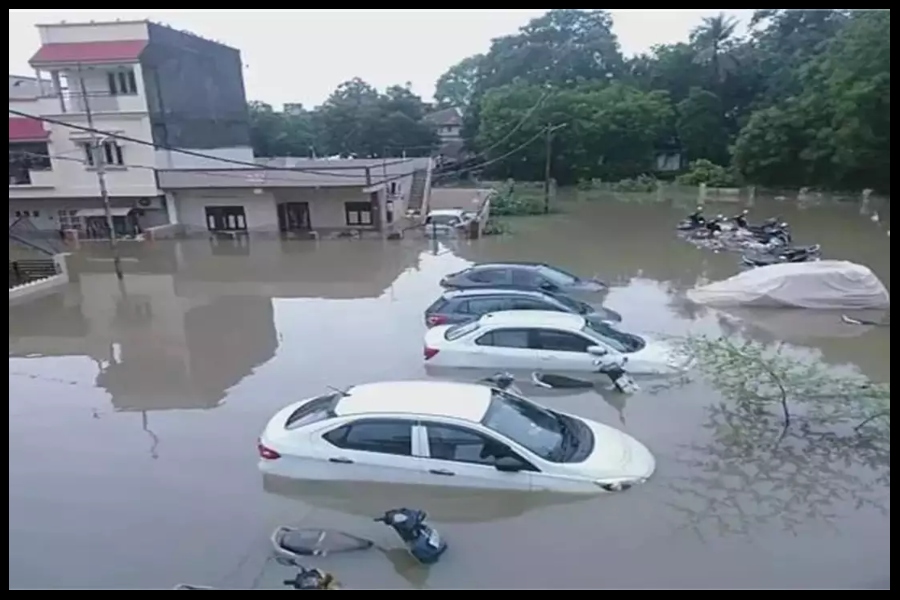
37, 21, 150, 44
142, 23, 251, 151
9, 197, 166, 232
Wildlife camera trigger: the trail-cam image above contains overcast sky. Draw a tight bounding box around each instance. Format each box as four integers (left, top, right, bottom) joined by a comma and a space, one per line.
9, 9, 753, 109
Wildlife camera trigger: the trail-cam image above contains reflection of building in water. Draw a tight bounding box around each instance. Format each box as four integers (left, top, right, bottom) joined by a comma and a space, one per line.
9, 248, 277, 411
174, 238, 422, 299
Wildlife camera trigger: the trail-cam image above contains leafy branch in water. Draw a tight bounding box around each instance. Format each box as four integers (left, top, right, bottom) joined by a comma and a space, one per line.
679, 335, 890, 434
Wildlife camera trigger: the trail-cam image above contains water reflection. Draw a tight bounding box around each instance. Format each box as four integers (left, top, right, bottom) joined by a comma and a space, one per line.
667, 399, 890, 538
262, 474, 591, 524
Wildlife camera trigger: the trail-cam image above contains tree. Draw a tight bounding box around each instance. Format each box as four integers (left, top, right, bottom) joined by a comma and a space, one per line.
434, 55, 483, 109
676, 88, 729, 164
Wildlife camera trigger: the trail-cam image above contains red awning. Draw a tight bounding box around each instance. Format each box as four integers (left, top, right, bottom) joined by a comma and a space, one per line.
29, 40, 147, 66
9, 117, 49, 141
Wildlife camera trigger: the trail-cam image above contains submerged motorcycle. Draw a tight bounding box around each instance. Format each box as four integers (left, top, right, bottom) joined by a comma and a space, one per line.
173, 565, 341, 590
741, 243, 821, 268
375, 508, 447, 565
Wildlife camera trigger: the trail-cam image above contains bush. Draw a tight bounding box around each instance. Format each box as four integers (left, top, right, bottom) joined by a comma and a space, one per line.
610, 174, 658, 193
675, 159, 738, 187
489, 180, 547, 216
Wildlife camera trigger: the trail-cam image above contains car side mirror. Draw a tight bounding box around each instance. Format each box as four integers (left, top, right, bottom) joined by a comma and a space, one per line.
494, 456, 526, 473
587, 345, 608, 357
539, 282, 557, 292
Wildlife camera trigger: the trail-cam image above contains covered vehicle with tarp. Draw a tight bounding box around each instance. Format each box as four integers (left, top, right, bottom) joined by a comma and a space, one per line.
686, 260, 889, 310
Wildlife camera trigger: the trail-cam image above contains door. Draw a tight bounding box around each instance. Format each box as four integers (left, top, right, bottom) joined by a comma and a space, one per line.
318, 418, 424, 485
469, 328, 534, 369
277, 202, 311, 232
529, 328, 601, 372
205, 205, 247, 232
418, 422, 534, 490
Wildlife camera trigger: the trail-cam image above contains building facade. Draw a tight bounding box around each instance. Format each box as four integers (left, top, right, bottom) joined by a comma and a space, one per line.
9, 19, 252, 238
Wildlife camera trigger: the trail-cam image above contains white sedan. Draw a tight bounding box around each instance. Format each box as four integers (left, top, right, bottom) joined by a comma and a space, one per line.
257, 380, 656, 494
423, 310, 689, 376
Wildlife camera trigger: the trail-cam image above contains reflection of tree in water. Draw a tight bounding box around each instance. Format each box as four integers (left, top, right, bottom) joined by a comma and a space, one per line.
667, 335, 890, 538
668, 401, 890, 538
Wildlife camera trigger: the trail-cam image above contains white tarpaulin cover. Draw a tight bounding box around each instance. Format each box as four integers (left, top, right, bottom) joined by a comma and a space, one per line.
687, 260, 890, 310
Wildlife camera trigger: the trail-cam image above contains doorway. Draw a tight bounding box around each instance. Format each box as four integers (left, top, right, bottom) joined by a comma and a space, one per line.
277, 202, 311, 232
205, 205, 248, 232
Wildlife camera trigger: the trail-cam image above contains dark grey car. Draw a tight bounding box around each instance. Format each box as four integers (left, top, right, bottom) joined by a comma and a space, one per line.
439, 262, 607, 297
424, 288, 622, 328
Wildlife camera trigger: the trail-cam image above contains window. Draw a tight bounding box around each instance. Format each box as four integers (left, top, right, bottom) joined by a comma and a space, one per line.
462, 297, 511, 315
424, 423, 533, 468
285, 394, 339, 429
444, 320, 480, 341
322, 419, 413, 456
537, 265, 579, 286
511, 269, 543, 288
507, 297, 553, 311
533, 329, 593, 353
81, 141, 125, 167
481, 389, 564, 461
107, 69, 138, 96
583, 321, 644, 353
345, 201, 373, 226
57, 209, 83, 231
387, 181, 400, 196
546, 292, 589, 314
475, 328, 530, 348
205, 206, 247, 232
467, 268, 509, 285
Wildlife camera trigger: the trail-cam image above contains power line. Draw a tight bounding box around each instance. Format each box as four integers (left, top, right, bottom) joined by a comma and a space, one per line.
8, 107, 413, 178
432, 124, 557, 182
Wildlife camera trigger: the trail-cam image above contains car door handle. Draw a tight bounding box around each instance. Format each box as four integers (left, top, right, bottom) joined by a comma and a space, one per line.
328, 457, 354, 464
539, 354, 554, 360
429, 469, 455, 476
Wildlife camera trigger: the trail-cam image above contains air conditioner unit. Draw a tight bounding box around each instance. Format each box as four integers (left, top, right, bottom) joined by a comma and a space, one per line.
134, 196, 163, 210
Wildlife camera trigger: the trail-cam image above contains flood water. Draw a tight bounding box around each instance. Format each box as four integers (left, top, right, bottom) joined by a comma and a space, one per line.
9, 198, 890, 589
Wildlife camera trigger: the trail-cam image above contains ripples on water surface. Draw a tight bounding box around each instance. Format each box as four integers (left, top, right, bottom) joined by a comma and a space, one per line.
9, 199, 890, 589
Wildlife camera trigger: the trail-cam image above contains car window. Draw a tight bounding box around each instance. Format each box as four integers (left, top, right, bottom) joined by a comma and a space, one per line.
508, 297, 555, 311
481, 389, 564, 461
322, 419, 413, 456
426, 214, 461, 226
285, 394, 339, 429
467, 268, 509, 284
537, 265, 579, 285
532, 329, 593, 353
475, 328, 530, 348
583, 321, 636, 353
466, 297, 511, 314
545, 292, 588, 314
445, 320, 481, 341
424, 423, 533, 468
511, 268, 542, 287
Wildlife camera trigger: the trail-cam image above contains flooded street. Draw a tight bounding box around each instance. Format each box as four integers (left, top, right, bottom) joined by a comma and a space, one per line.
9, 198, 890, 589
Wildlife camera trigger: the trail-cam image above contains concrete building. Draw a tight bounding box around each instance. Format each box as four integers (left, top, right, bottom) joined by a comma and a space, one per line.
156, 156, 433, 235
423, 107, 465, 167
9, 19, 252, 238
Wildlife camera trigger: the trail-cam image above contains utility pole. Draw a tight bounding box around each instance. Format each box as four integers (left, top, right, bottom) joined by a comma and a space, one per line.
543, 123, 567, 214
77, 65, 124, 281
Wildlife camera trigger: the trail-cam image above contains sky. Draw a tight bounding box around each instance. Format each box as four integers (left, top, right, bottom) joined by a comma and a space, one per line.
9, 9, 754, 109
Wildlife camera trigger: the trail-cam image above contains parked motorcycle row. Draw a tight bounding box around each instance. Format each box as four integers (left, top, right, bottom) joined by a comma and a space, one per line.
676, 208, 822, 268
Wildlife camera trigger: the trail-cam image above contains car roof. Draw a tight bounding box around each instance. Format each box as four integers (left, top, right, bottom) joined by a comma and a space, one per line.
428, 209, 465, 216
467, 262, 547, 271
441, 288, 555, 300
335, 381, 491, 423
477, 310, 585, 329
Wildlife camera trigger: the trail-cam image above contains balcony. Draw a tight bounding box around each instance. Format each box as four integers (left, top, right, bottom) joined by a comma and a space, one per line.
39, 90, 147, 116
9, 143, 55, 188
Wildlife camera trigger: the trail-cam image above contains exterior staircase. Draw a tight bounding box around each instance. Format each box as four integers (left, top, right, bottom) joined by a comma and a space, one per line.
406, 168, 429, 214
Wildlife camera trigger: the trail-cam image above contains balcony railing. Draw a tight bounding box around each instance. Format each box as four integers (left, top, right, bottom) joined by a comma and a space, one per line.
39, 90, 144, 114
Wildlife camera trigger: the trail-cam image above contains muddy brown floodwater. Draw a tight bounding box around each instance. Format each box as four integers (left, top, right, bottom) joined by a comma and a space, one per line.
9, 198, 890, 590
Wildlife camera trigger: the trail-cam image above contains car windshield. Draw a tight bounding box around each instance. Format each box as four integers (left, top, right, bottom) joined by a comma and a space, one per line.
583, 321, 639, 353
546, 291, 590, 314
427, 213, 461, 226
537, 265, 579, 285
445, 320, 480, 341
481, 389, 566, 461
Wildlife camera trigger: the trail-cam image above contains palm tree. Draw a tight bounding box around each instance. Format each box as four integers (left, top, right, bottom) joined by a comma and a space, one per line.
690, 13, 740, 85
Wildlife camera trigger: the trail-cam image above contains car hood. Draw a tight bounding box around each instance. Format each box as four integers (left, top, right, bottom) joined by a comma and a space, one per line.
630, 339, 693, 371
576, 418, 656, 482
573, 279, 608, 293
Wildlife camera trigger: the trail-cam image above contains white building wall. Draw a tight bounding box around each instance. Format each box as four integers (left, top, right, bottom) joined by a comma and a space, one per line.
173, 189, 280, 233
37, 21, 150, 44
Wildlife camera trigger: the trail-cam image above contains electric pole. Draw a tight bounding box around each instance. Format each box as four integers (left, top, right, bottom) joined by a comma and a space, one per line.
543, 123, 567, 214
77, 65, 124, 281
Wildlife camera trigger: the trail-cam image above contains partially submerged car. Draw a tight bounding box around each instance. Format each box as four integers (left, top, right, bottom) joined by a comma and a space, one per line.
440, 262, 607, 297
424, 288, 622, 328
423, 209, 473, 236
687, 260, 889, 310
423, 310, 689, 376
257, 381, 656, 494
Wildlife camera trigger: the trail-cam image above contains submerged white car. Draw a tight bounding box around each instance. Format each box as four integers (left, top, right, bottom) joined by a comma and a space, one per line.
423, 311, 688, 376
257, 381, 656, 494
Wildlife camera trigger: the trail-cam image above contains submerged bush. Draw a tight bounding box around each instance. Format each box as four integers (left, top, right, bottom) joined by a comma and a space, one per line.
675, 159, 738, 187
489, 180, 548, 216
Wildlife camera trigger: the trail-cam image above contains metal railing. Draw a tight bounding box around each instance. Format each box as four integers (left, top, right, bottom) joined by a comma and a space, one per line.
9, 259, 59, 289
